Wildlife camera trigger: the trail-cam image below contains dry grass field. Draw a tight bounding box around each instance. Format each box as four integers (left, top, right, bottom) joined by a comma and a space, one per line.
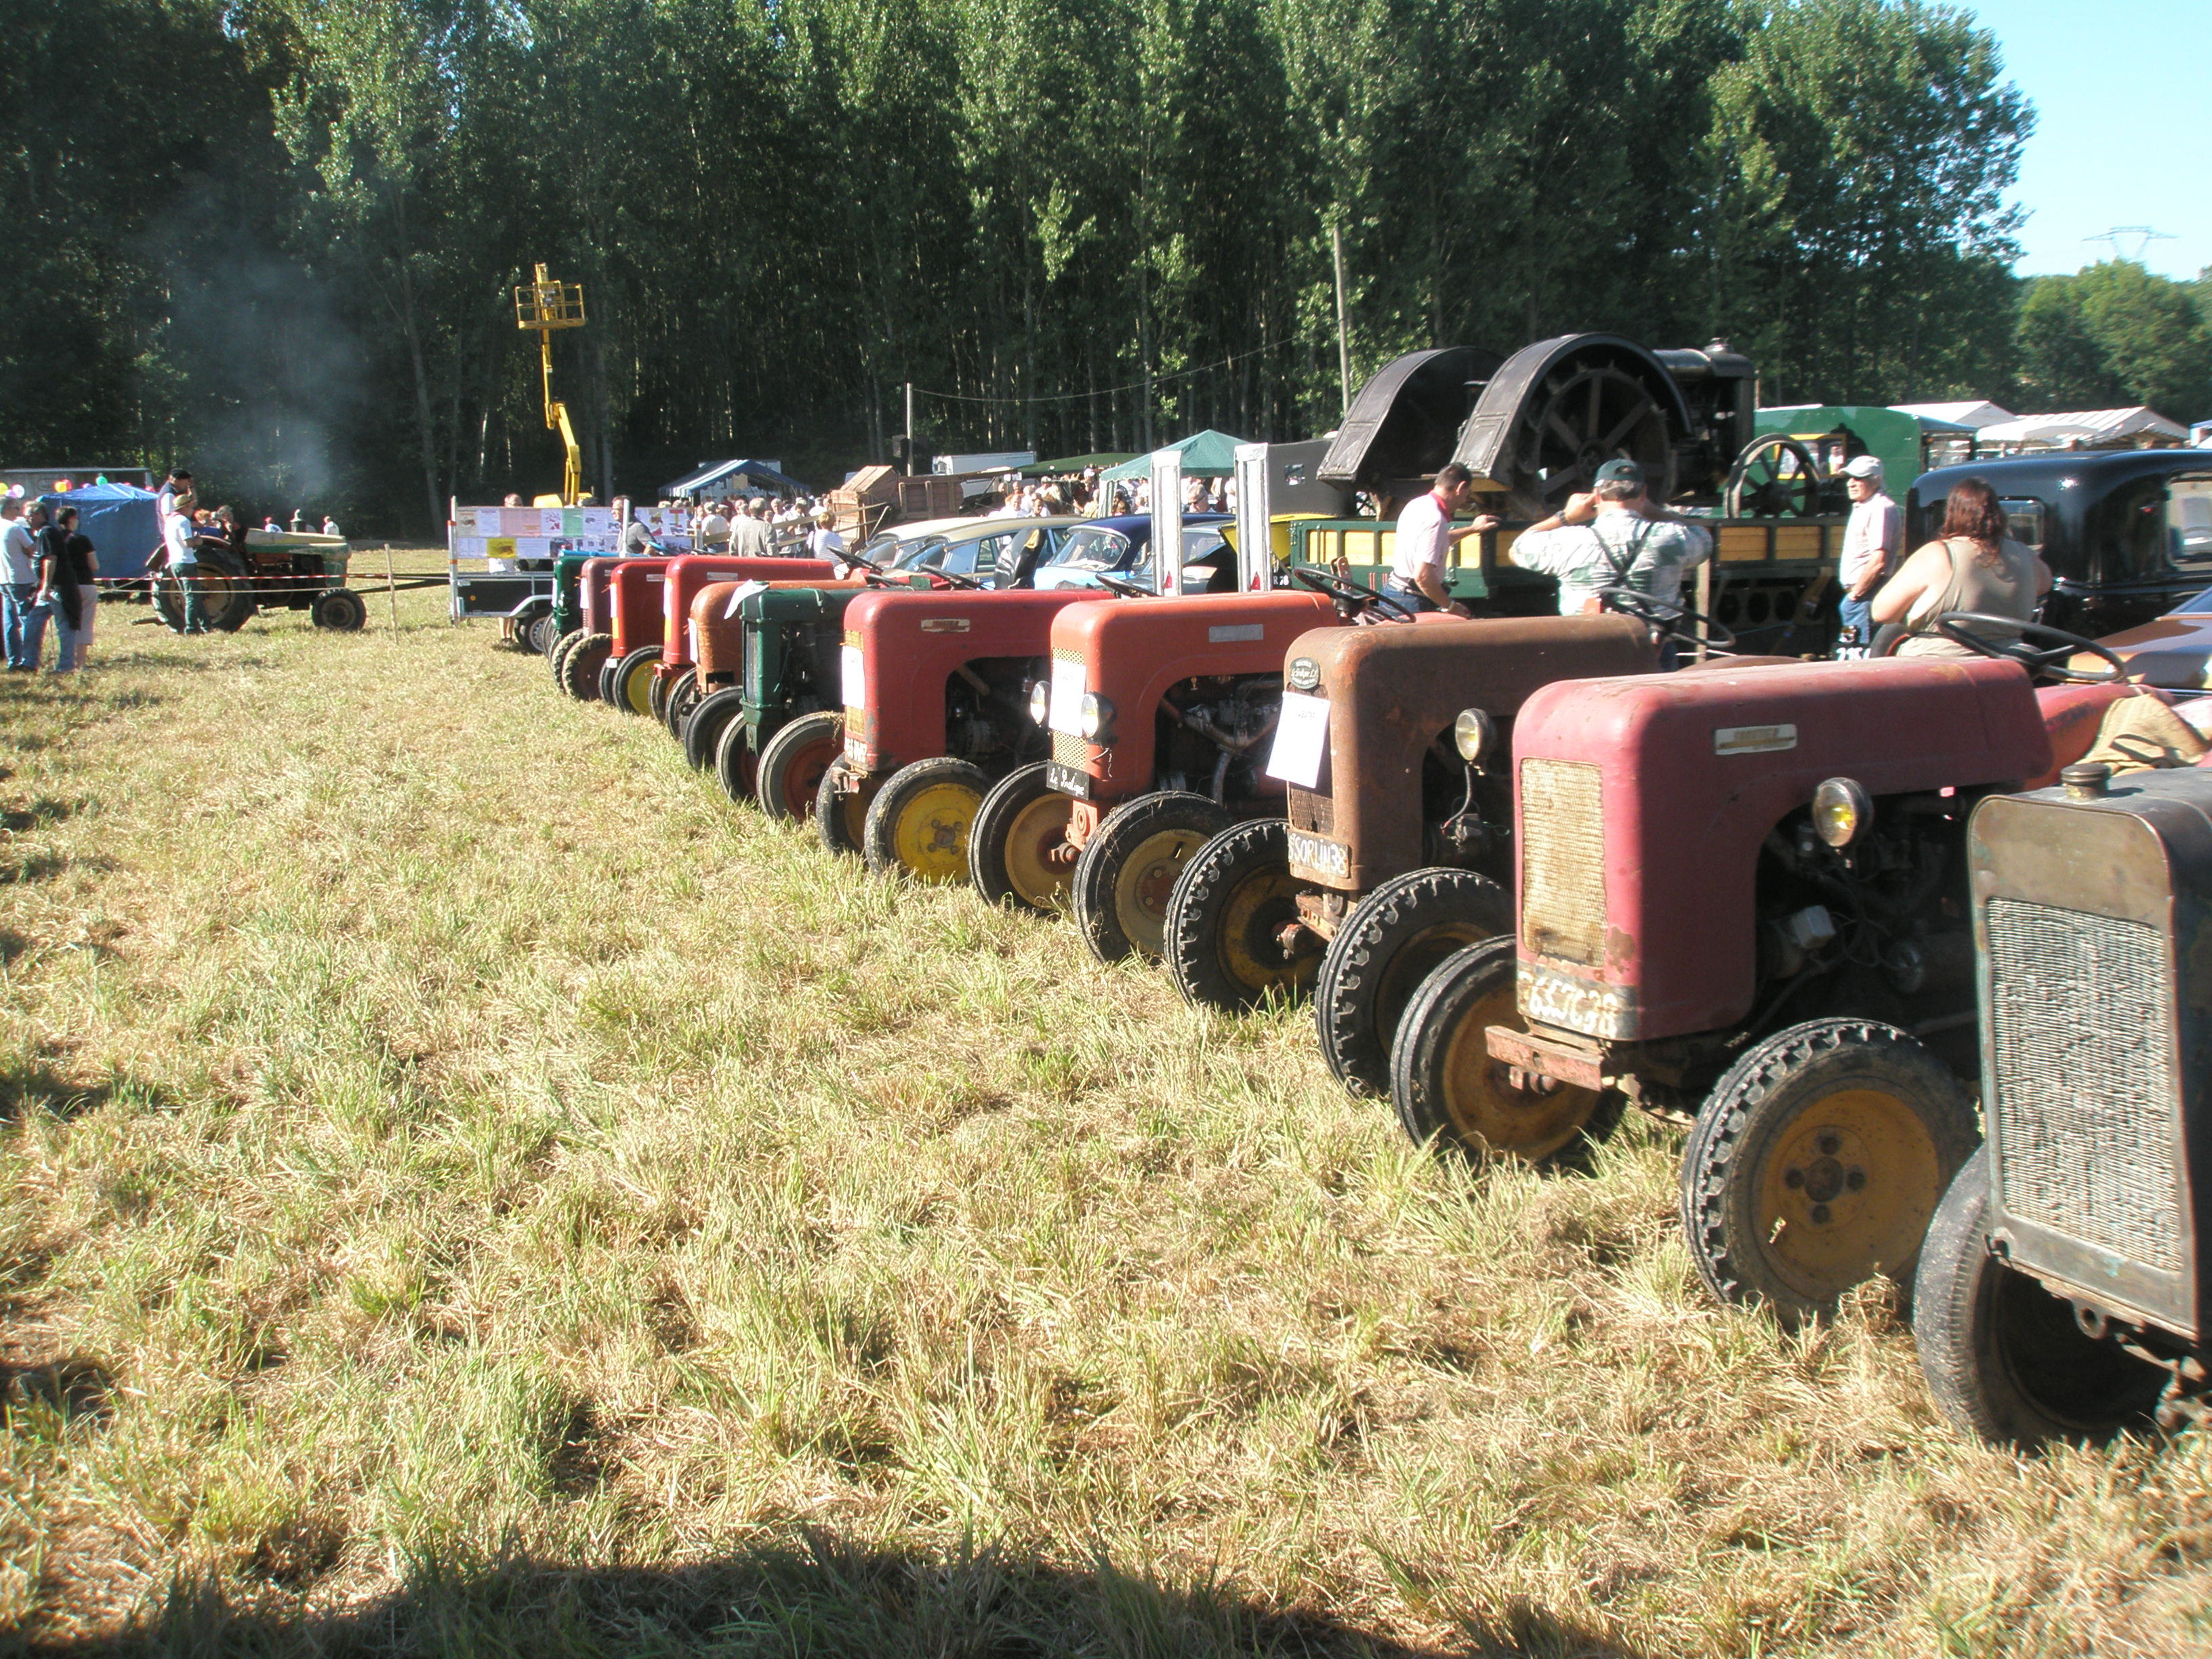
1, 575, 2207, 1657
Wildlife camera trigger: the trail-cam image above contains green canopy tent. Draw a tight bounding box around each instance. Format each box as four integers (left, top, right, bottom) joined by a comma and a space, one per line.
1018, 451, 1136, 477
1097, 430, 1252, 481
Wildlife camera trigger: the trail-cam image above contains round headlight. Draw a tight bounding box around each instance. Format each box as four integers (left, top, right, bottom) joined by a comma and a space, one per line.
1080, 693, 1113, 742
1028, 679, 1050, 725
1453, 707, 1498, 765
1286, 655, 1322, 692
1812, 777, 1873, 849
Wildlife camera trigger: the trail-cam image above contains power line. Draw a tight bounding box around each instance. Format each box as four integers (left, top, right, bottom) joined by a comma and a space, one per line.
2083, 226, 2176, 264
909, 336, 1301, 407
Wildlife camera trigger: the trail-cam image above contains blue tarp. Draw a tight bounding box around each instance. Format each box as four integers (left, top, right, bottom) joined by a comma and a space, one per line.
37, 480, 160, 579
661, 458, 808, 497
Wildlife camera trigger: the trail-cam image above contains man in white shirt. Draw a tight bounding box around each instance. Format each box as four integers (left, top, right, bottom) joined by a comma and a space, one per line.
1836, 454, 1902, 653
2, 497, 45, 670
164, 501, 206, 633
1387, 463, 1498, 615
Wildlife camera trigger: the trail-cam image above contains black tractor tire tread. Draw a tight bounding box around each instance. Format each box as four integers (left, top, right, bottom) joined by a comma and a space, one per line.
312, 589, 367, 632
684, 687, 749, 771
756, 711, 843, 823
1314, 865, 1513, 1096
1070, 791, 1231, 964
712, 710, 758, 803
558, 632, 613, 701
1162, 817, 1319, 1012
548, 628, 585, 687
663, 672, 703, 741
862, 756, 991, 880
816, 760, 866, 855
609, 644, 661, 716
1679, 1017, 1979, 1324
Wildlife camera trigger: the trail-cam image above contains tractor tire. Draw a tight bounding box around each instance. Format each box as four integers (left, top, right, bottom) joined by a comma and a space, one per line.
546, 621, 577, 663
1163, 819, 1324, 1011
712, 711, 759, 803
864, 756, 991, 882
1912, 1147, 2167, 1447
548, 628, 585, 687
684, 687, 747, 772
524, 612, 561, 656
1391, 937, 1623, 1166
311, 588, 367, 632
969, 762, 1075, 914
609, 645, 661, 716
815, 760, 869, 855
1313, 867, 1513, 1096
1070, 790, 1231, 964
755, 711, 842, 822
663, 672, 703, 741
596, 655, 622, 706
648, 665, 672, 725
1679, 1018, 1979, 1325
151, 551, 253, 634
560, 632, 612, 701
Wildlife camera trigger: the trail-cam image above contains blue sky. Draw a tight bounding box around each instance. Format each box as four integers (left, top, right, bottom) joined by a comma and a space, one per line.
1950, 1, 2207, 280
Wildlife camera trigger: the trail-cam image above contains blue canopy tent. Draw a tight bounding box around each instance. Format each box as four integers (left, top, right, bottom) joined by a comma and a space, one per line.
37, 481, 160, 579
661, 458, 808, 497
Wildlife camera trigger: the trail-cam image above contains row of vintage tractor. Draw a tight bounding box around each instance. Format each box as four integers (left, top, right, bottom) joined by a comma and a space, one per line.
510, 336, 2212, 1449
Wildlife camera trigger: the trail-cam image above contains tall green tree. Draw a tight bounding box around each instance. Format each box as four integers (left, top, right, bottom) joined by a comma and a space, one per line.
2015, 262, 2212, 422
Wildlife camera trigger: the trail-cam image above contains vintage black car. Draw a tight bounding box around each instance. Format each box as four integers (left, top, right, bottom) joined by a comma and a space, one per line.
1908, 448, 2212, 638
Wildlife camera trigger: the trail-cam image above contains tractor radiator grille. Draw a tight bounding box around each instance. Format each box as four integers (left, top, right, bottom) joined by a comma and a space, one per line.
1053, 730, 1087, 769
1287, 788, 1334, 836
1519, 759, 1605, 966
1986, 897, 2184, 1273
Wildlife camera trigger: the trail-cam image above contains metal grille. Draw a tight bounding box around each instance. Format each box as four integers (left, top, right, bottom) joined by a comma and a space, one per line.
1519, 759, 1606, 966
1288, 788, 1334, 836
1986, 897, 2184, 1273
1053, 730, 1086, 769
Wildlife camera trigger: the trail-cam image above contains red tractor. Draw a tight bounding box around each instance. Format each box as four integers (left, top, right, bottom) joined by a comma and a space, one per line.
826, 586, 1103, 878
644, 555, 836, 734
1393, 626, 2139, 1321
969, 587, 1338, 971
551, 555, 651, 701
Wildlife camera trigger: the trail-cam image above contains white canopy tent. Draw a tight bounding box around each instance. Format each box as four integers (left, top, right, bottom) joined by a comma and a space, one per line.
1974, 407, 2189, 452
1891, 400, 2015, 430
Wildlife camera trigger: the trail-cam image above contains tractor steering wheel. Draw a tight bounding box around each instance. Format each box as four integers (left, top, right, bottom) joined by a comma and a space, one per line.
1291, 565, 1419, 623
1931, 611, 2126, 683
1094, 573, 1152, 599
1593, 586, 1737, 653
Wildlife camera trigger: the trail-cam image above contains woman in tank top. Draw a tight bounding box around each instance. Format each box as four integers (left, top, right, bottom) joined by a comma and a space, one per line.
1870, 475, 2051, 658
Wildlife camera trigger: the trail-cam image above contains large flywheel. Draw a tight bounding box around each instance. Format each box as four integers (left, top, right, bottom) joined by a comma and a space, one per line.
1452, 334, 1692, 519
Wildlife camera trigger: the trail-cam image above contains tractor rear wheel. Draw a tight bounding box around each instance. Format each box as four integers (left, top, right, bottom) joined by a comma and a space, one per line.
684, 688, 747, 771
525, 613, 561, 656
548, 629, 584, 687
1314, 867, 1512, 1096
1679, 1019, 1978, 1325
609, 646, 661, 716
712, 712, 759, 803
1912, 1148, 2168, 1447
1071, 791, 1231, 964
647, 665, 673, 725
864, 756, 990, 882
815, 760, 870, 854
1391, 937, 1622, 1165
663, 672, 703, 741
1164, 819, 1323, 1011
151, 551, 254, 634
756, 711, 842, 822
560, 632, 612, 701
311, 588, 367, 632
970, 763, 1075, 913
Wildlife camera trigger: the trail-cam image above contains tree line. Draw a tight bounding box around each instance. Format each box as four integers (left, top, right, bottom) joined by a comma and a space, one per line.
0, 0, 2202, 536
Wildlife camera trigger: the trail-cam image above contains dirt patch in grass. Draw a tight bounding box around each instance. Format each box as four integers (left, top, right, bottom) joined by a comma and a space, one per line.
0, 588, 2207, 1656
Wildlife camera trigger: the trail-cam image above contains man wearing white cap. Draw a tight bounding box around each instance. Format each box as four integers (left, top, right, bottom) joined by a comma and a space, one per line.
1838, 454, 1901, 654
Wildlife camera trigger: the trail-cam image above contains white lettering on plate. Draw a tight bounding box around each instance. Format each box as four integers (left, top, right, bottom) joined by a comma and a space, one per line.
1519, 968, 1635, 1040
1713, 722, 1798, 756
1267, 691, 1330, 788
1286, 830, 1349, 880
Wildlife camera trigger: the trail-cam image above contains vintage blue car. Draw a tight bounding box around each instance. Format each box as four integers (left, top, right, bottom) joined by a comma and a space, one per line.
1029, 512, 1237, 593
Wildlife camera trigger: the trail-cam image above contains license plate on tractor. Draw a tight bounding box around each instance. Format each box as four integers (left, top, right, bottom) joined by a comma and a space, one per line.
1046, 762, 1090, 799
1286, 830, 1349, 880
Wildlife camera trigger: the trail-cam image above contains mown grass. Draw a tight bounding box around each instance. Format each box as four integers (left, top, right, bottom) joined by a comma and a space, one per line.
0, 579, 2207, 1657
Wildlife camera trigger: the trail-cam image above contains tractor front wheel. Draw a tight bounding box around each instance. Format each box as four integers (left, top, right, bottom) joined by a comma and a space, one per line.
663, 672, 703, 741
865, 756, 990, 882
525, 612, 561, 656
1912, 1147, 2169, 1446
548, 628, 584, 687
1315, 867, 1511, 1096
608, 646, 661, 716
712, 713, 759, 803
1164, 819, 1323, 1011
970, 763, 1075, 913
1070, 791, 1231, 964
1391, 937, 1622, 1165
1680, 1018, 1979, 1324
756, 712, 842, 822
311, 588, 367, 632
684, 688, 747, 772
815, 760, 872, 855
558, 632, 612, 701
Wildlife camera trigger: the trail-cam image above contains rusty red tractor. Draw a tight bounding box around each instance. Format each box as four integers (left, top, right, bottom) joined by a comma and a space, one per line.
647, 556, 836, 735
1388, 624, 2142, 1321
1164, 613, 1662, 1078
826, 586, 1103, 878
967, 588, 1340, 970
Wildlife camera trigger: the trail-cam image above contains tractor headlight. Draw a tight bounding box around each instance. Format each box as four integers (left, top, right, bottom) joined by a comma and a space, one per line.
1812, 777, 1873, 849
1286, 655, 1322, 691
1080, 693, 1114, 742
1453, 707, 1499, 766
1028, 679, 1050, 725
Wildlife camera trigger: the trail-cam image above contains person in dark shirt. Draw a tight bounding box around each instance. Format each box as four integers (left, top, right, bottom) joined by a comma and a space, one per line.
37, 506, 99, 673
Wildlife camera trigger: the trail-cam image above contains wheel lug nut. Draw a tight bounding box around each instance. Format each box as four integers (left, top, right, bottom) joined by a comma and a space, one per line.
1809, 1203, 1831, 1224
1784, 1168, 1805, 1189
1846, 1168, 1866, 1191
1816, 1132, 1840, 1156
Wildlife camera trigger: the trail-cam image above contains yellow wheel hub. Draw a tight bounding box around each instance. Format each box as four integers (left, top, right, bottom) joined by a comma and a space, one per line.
892, 781, 982, 882
1754, 1088, 1941, 1303
1436, 979, 1603, 1161
1219, 868, 1319, 994
621, 662, 656, 716
1113, 827, 1210, 959
1004, 794, 1075, 907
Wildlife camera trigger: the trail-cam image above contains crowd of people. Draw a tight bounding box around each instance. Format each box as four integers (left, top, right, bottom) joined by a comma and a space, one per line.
1, 494, 100, 674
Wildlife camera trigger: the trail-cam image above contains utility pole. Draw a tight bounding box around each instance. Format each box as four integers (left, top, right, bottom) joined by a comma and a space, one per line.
1331, 222, 1352, 415
903, 381, 916, 474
